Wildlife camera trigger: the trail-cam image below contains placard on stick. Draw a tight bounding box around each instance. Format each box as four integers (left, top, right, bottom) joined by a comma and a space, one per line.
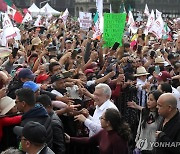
103, 13, 126, 47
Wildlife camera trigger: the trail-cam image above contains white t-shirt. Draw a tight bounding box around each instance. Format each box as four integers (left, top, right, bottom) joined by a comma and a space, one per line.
172, 87, 180, 110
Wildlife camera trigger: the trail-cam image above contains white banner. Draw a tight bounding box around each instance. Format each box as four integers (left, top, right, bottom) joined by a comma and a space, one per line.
22, 12, 32, 23
79, 12, 92, 31
1, 13, 17, 46
127, 11, 138, 34
149, 15, 164, 39
144, 10, 155, 35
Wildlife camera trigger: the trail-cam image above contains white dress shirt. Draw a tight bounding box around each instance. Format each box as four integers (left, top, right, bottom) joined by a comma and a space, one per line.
84, 99, 118, 137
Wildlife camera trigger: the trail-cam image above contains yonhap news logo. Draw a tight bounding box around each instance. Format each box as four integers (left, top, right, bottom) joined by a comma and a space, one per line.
136, 139, 180, 150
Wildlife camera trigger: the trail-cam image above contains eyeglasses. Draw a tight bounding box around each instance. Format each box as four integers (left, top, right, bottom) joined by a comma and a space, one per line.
99, 116, 106, 120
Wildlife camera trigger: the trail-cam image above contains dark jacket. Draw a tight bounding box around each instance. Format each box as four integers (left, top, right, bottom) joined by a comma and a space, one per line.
49, 111, 65, 154
21, 104, 53, 149
153, 111, 180, 154
7, 79, 23, 99
39, 145, 55, 154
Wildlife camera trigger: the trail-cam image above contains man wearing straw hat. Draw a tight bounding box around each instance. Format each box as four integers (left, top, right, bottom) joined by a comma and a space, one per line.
134, 66, 151, 107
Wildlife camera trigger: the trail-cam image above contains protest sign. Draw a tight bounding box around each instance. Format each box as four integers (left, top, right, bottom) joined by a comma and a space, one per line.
103, 13, 126, 47
79, 12, 92, 31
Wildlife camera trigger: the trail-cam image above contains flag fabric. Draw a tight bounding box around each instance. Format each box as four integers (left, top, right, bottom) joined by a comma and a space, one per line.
34, 15, 42, 26
144, 4, 150, 16
156, 9, 162, 19
127, 11, 138, 34
93, 12, 101, 40
0, 0, 14, 12
149, 15, 164, 39
96, 0, 103, 33
61, 8, 69, 24
1, 13, 17, 46
7, 5, 23, 23
22, 12, 32, 23
162, 22, 171, 40
144, 10, 155, 35
120, 3, 126, 13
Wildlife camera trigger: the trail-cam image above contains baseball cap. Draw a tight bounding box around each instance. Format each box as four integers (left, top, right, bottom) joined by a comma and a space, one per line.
156, 71, 171, 81
13, 121, 47, 144
36, 74, 50, 83
18, 68, 35, 79
23, 81, 40, 92
84, 69, 94, 75
51, 73, 65, 83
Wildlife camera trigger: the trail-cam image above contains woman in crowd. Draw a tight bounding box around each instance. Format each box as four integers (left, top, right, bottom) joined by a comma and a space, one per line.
128, 90, 163, 154
65, 108, 131, 154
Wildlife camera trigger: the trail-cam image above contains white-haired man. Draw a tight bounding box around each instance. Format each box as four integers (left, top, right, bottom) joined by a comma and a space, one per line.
74, 83, 118, 136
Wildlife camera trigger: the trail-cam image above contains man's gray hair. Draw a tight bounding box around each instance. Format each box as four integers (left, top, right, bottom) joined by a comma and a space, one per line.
95, 83, 112, 98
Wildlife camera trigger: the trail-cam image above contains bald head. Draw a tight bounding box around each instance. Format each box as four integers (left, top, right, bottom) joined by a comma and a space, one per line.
158, 93, 177, 109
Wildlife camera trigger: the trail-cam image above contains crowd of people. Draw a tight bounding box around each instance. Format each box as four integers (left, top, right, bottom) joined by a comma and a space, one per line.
0, 10, 180, 154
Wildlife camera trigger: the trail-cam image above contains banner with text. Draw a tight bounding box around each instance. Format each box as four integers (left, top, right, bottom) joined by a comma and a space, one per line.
79, 12, 92, 31
103, 13, 126, 47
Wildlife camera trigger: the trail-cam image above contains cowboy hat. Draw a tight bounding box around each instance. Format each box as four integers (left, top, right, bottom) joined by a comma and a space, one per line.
0, 96, 16, 115
155, 56, 165, 64
31, 37, 42, 46
134, 66, 150, 77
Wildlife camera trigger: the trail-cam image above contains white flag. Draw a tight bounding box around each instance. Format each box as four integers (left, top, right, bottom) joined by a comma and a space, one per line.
127, 11, 138, 34
61, 8, 69, 24
22, 12, 32, 23
144, 4, 150, 16
156, 9, 162, 19
1, 13, 17, 46
144, 10, 155, 35
96, 0, 103, 33
34, 15, 42, 26
149, 15, 164, 39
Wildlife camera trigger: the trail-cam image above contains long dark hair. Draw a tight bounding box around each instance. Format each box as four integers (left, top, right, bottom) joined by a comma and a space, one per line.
104, 108, 132, 141
142, 90, 163, 128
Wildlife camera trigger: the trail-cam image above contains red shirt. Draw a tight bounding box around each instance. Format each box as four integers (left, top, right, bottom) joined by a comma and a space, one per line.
0, 115, 21, 141
71, 129, 128, 154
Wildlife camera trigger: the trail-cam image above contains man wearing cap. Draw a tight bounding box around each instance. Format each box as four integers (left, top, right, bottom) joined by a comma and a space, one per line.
156, 71, 180, 110
14, 121, 54, 154
15, 88, 53, 149
7, 68, 35, 99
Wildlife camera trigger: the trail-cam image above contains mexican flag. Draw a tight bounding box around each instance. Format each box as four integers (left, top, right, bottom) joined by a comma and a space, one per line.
0, 0, 23, 23
6, 5, 23, 23
0, 0, 13, 12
